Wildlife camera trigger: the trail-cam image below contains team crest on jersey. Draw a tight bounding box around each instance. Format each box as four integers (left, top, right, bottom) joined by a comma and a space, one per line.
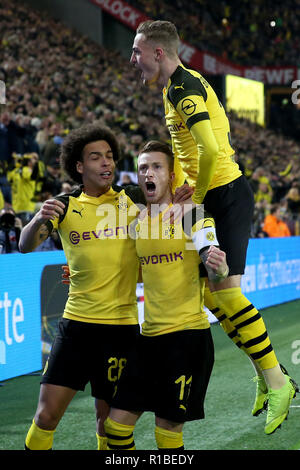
116, 195, 128, 212
163, 224, 175, 239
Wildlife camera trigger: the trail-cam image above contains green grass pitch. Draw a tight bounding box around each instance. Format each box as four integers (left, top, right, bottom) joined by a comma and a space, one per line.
1, 300, 299, 450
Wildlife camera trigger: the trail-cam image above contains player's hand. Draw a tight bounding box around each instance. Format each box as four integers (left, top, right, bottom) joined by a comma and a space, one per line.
62, 265, 70, 285
36, 199, 65, 223
173, 184, 194, 204
205, 246, 228, 280
161, 184, 195, 224
162, 198, 196, 225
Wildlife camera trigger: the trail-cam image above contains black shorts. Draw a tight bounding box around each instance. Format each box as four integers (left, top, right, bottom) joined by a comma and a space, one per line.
111, 328, 214, 423
41, 318, 140, 403
201, 175, 254, 276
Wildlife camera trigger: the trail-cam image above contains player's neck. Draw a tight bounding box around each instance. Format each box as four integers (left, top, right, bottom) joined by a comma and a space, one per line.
161, 58, 182, 87
83, 184, 111, 198
147, 193, 173, 217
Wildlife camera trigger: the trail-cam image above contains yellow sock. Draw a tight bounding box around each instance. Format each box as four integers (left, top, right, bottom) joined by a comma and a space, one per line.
104, 417, 136, 450
155, 426, 184, 450
205, 287, 244, 350
25, 419, 55, 450
213, 287, 278, 369
96, 433, 108, 450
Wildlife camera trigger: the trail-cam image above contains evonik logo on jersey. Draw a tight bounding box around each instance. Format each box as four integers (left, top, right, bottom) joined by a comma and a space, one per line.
69, 226, 129, 244
167, 122, 186, 133
139, 251, 184, 265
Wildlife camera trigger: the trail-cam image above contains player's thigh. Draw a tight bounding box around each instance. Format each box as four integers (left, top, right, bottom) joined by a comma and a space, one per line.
154, 329, 214, 423
204, 176, 254, 275
41, 318, 93, 391
90, 324, 140, 402
109, 334, 151, 413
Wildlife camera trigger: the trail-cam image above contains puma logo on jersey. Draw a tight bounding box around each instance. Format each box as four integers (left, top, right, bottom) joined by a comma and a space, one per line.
72, 208, 84, 217
174, 82, 185, 90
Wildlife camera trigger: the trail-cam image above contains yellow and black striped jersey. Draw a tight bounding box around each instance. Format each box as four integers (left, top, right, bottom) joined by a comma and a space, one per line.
47, 185, 145, 325
134, 205, 210, 336
163, 64, 241, 192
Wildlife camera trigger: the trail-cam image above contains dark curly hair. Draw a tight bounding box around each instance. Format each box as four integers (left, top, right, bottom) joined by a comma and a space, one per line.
60, 122, 121, 184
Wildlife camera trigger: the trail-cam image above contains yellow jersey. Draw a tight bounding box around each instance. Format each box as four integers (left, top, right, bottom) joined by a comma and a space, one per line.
48, 185, 143, 325
134, 206, 210, 336
12, 166, 36, 213
163, 64, 241, 193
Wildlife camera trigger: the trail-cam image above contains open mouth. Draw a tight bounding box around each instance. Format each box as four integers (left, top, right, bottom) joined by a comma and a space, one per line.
100, 171, 112, 179
145, 181, 156, 195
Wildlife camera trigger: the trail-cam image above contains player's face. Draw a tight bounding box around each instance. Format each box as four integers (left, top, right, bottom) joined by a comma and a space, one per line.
130, 33, 160, 87
77, 140, 115, 196
138, 151, 174, 205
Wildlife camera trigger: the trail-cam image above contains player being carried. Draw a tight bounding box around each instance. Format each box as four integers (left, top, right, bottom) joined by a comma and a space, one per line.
129, 20, 298, 435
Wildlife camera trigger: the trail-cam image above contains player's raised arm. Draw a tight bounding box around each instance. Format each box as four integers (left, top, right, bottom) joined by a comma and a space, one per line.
189, 118, 219, 204
173, 91, 219, 204
19, 198, 65, 253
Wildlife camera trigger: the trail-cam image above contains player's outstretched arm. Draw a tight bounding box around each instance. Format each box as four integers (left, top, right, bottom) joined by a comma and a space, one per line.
200, 245, 229, 283
19, 199, 65, 253
190, 119, 219, 204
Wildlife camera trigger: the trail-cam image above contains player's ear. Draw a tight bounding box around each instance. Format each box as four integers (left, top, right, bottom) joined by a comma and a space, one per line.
76, 160, 83, 174
170, 171, 175, 183
155, 47, 163, 61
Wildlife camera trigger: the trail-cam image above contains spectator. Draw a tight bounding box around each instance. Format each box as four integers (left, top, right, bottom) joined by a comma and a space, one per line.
285, 185, 300, 216
42, 160, 63, 197
0, 207, 22, 253
13, 153, 39, 225
262, 204, 291, 237
255, 181, 273, 205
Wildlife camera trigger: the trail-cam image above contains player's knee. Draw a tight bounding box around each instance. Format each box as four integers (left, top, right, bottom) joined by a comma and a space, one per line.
34, 407, 60, 430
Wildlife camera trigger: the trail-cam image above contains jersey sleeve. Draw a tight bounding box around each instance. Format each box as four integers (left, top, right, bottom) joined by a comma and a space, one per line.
168, 74, 219, 204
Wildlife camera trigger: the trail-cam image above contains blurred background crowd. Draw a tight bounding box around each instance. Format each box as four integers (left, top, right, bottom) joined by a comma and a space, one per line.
131, 0, 300, 66
0, 0, 299, 254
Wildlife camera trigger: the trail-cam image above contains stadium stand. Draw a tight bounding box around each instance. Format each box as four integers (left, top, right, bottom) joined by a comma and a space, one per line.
129, 0, 300, 66
0, 0, 299, 241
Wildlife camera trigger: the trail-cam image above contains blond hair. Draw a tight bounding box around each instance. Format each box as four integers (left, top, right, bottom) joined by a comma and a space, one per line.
136, 20, 180, 58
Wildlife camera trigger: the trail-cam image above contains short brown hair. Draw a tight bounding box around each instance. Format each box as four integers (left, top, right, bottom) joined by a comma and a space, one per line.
60, 123, 121, 184
136, 20, 180, 58
138, 140, 174, 171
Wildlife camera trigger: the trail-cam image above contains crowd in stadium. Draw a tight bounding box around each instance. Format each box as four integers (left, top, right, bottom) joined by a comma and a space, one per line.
0, 0, 300, 254
130, 0, 300, 66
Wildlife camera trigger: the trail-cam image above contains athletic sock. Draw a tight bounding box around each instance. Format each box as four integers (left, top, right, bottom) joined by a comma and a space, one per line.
96, 433, 108, 450
204, 287, 245, 350
104, 417, 136, 450
212, 287, 278, 369
155, 426, 184, 450
25, 419, 55, 450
